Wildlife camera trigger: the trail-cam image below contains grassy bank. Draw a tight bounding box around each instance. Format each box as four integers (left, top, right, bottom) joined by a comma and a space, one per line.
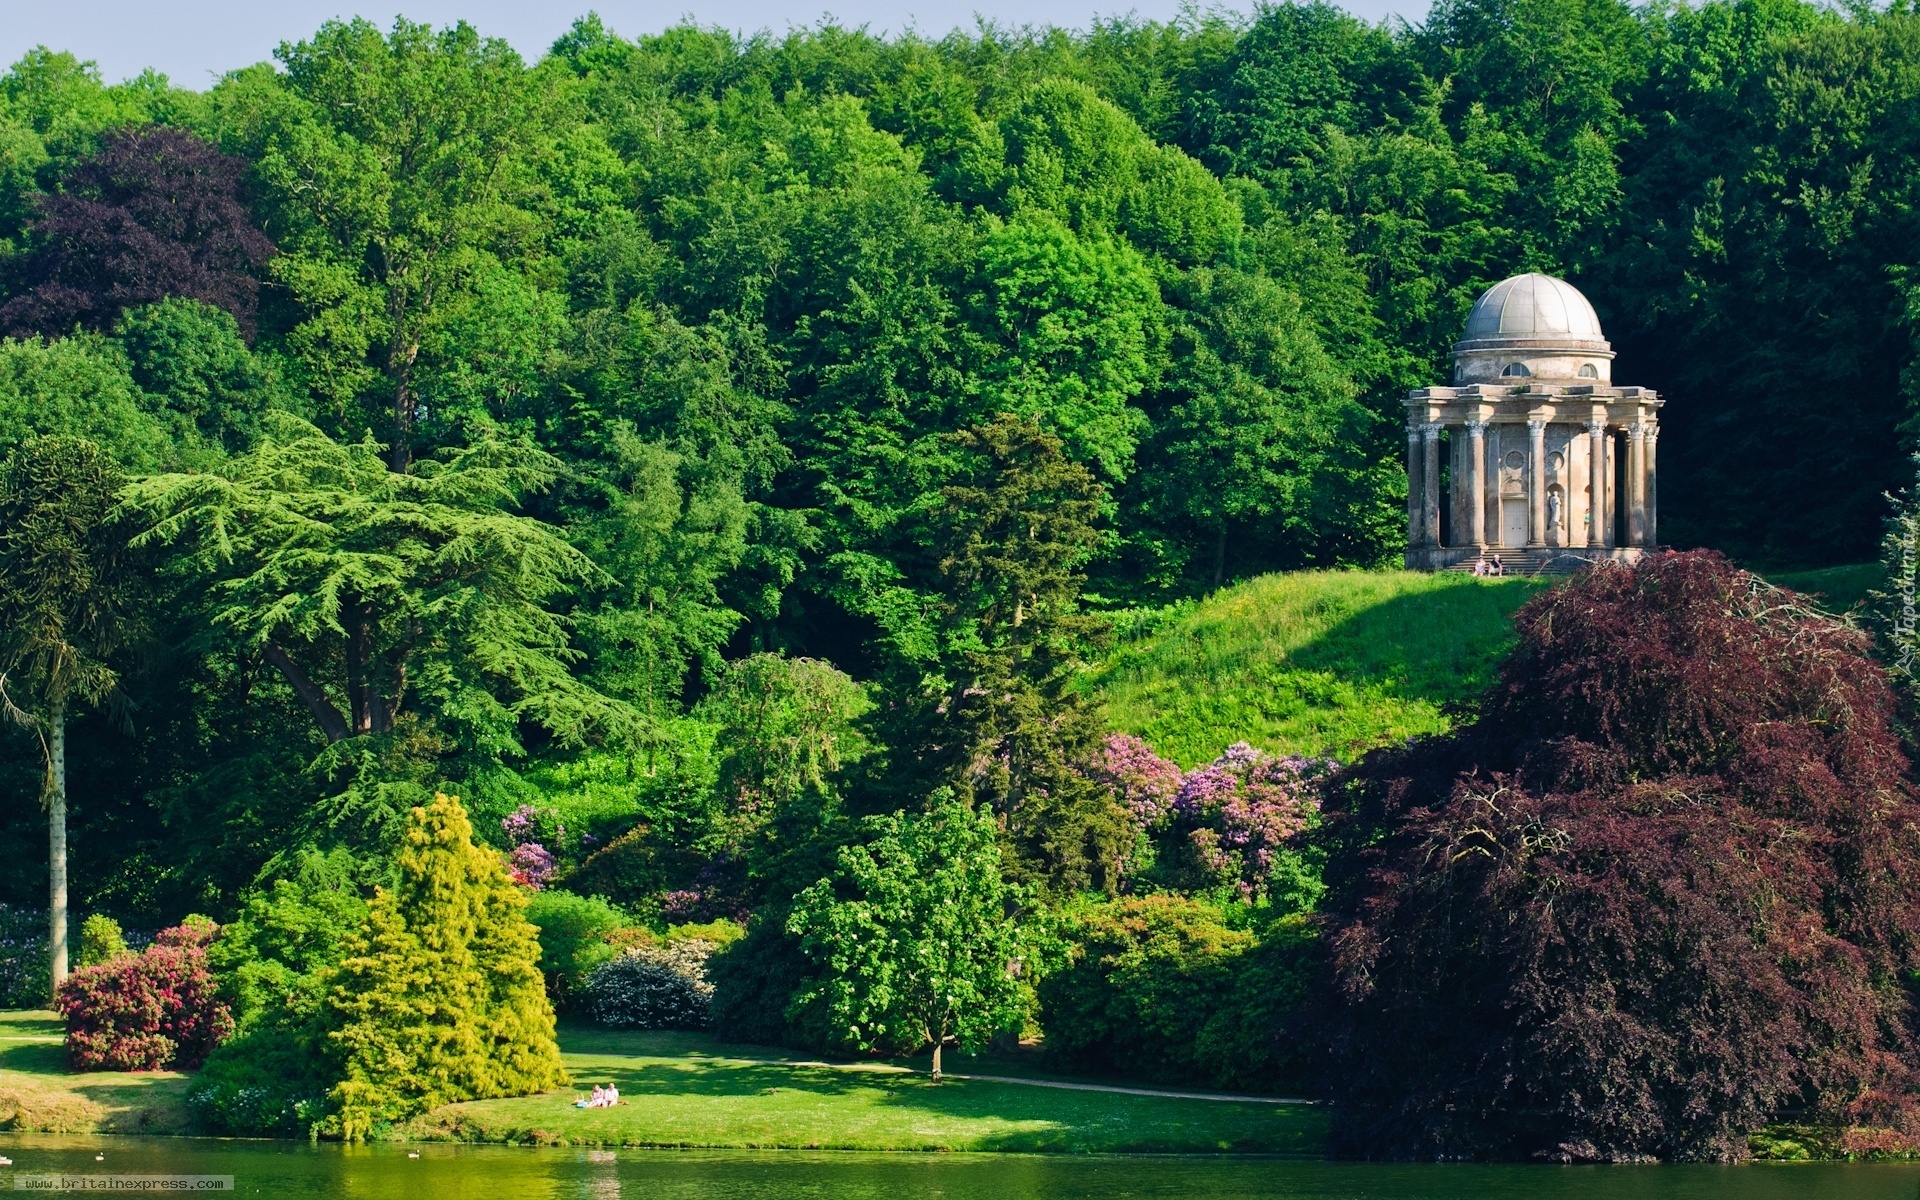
1089, 570, 1541, 766
0, 1013, 1321, 1153
1766, 562, 1882, 611
0, 1012, 190, 1134
416, 1028, 1323, 1153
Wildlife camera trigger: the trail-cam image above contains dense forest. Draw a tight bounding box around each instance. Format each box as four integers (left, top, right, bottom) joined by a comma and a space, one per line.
1, 0, 1919, 1109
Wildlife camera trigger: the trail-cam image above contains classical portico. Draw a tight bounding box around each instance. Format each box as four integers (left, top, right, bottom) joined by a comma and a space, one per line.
1404, 273, 1662, 572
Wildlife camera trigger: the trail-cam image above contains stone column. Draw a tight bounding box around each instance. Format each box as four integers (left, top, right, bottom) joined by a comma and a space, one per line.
1645, 425, 1659, 547
1628, 422, 1647, 546
1466, 419, 1487, 547
1484, 427, 1502, 547
1588, 419, 1609, 550
1406, 425, 1423, 547
1527, 419, 1547, 547
1422, 423, 1442, 548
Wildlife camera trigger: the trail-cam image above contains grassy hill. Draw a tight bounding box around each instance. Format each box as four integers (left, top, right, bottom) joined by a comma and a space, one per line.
1086, 561, 1885, 769
1087, 571, 1543, 767
1767, 562, 1882, 612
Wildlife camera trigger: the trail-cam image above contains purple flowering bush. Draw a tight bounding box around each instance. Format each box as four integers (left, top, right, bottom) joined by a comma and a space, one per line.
502, 805, 565, 889
1170, 743, 1330, 903
0, 904, 49, 1007
1078, 736, 1329, 908
1085, 734, 1184, 829
509, 843, 558, 889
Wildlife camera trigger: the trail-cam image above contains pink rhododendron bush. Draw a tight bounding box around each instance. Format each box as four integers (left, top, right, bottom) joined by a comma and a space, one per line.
1083, 733, 1329, 907
56, 918, 234, 1071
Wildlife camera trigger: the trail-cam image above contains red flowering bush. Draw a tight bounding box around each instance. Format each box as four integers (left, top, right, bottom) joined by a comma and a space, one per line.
57, 919, 234, 1071
1319, 551, 1920, 1162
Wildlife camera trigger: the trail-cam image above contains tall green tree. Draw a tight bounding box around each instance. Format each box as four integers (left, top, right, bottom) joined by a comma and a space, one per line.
786, 793, 1028, 1080
0, 436, 140, 992
0, 335, 173, 469
1132, 267, 1388, 585
901, 416, 1127, 891
120, 415, 635, 775
219, 18, 561, 469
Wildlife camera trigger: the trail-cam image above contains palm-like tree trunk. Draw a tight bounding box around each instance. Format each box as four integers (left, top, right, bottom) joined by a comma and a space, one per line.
48, 696, 67, 997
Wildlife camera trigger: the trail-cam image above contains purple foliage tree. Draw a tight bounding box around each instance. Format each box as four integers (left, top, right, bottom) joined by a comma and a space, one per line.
0, 126, 274, 339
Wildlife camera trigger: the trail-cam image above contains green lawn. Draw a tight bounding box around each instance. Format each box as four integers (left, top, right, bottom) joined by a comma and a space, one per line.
414, 1027, 1324, 1153
1089, 569, 1542, 766
0, 1012, 1322, 1152
0, 1011, 192, 1134
1765, 562, 1883, 611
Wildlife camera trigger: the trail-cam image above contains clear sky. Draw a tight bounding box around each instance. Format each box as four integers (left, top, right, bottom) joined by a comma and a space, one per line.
1, 0, 1427, 88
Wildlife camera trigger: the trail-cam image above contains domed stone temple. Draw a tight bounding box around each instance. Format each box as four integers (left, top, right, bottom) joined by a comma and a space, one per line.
1404, 273, 1662, 572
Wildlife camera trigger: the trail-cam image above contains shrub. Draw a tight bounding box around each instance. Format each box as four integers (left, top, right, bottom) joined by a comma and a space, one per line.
190, 851, 369, 1135
1037, 896, 1315, 1091
570, 825, 699, 909
75, 915, 129, 968
323, 794, 565, 1139
1321, 552, 1920, 1162
587, 941, 719, 1030
1084, 732, 1183, 829
187, 1026, 333, 1136
1076, 735, 1328, 905
664, 918, 745, 947
1166, 743, 1327, 906
523, 889, 629, 1006
0, 904, 49, 1007
56, 921, 234, 1071
204, 850, 368, 1032
706, 912, 830, 1048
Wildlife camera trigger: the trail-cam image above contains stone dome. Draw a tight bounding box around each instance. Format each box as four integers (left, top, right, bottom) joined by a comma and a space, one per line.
1461, 273, 1605, 343
1452, 272, 1613, 384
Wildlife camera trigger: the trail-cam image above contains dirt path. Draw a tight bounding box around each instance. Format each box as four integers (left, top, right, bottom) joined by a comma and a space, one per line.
944, 1073, 1313, 1105
664, 1052, 1314, 1106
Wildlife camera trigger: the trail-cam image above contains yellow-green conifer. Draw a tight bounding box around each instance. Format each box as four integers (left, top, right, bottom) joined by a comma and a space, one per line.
325, 794, 565, 1138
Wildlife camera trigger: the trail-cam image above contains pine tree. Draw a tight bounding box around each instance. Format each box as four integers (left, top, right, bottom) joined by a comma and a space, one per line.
900, 415, 1128, 892
323, 794, 564, 1138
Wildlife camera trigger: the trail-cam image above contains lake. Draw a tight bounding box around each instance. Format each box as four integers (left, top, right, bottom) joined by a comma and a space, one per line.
1, 1135, 1918, 1198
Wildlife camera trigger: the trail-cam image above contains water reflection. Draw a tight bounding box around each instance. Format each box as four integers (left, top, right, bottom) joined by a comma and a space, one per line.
0, 1134, 1917, 1199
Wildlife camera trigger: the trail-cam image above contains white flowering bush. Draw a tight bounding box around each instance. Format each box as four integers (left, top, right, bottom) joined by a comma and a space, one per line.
586, 939, 717, 1030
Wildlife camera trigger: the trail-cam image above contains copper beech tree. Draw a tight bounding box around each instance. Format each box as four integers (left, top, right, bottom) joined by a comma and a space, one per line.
1318, 551, 1920, 1162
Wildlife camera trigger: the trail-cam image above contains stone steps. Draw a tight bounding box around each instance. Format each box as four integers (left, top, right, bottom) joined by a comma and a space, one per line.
1443, 548, 1608, 577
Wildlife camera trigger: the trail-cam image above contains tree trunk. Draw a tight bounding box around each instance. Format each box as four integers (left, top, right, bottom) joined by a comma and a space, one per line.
347, 602, 373, 736
931, 1039, 943, 1084
387, 318, 421, 473
48, 696, 67, 998
262, 642, 349, 743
